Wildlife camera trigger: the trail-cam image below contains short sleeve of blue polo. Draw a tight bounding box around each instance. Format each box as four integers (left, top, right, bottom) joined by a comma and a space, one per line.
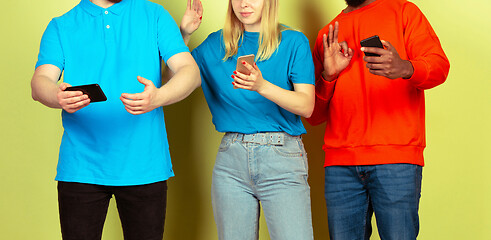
192, 29, 314, 136
35, 0, 189, 186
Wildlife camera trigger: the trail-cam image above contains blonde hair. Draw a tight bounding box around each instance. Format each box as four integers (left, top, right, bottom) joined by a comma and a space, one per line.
222, 0, 288, 62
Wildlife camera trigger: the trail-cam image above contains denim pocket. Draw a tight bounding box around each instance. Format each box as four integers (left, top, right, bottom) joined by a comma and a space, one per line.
218, 136, 232, 152
271, 137, 305, 158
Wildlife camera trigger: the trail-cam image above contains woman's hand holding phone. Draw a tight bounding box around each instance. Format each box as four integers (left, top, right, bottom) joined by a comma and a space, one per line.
232, 58, 268, 93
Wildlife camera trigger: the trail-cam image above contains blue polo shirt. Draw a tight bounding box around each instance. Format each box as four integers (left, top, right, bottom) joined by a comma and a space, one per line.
192, 29, 314, 136
36, 0, 189, 186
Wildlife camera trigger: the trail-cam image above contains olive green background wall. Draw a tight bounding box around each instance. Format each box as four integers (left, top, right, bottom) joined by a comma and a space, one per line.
0, 0, 489, 239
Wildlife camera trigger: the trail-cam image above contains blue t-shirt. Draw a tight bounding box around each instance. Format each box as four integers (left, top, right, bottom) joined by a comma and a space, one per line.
36, 0, 189, 186
192, 29, 314, 136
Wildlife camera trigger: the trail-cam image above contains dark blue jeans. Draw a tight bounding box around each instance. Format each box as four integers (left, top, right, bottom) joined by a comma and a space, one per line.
325, 164, 422, 240
57, 181, 167, 240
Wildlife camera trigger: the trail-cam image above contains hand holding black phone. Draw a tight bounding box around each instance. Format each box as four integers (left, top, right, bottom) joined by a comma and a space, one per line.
65, 84, 107, 102
360, 35, 384, 57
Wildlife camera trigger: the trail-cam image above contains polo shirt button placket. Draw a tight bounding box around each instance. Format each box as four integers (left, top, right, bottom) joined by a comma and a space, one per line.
103, 10, 114, 43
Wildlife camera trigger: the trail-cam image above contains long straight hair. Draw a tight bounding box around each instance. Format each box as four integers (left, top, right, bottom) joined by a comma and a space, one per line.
222, 0, 286, 62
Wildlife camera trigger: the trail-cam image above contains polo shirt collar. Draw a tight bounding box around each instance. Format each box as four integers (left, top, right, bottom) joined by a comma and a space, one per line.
80, 0, 130, 17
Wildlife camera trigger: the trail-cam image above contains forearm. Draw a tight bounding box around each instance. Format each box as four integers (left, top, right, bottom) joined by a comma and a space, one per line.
156, 63, 201, 106
180, 29, 191, 46
165, 31, 191, 82
305, 77, 336, 125
31, 75, 61, 109
257, 82, 314, 118
407, 54, 449, 89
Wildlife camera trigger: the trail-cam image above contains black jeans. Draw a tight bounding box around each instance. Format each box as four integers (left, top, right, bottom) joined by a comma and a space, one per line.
57, 181, 167, 240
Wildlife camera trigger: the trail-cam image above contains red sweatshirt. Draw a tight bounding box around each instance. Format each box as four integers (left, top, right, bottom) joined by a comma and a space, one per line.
306, 0, 450, 167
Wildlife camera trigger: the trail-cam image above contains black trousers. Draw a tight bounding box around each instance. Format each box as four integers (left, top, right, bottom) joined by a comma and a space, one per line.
57, 181, 167, 240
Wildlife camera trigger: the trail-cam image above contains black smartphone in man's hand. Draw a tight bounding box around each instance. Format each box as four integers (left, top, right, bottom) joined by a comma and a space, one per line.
360, 35, 384, 57
65, 84, 107, 102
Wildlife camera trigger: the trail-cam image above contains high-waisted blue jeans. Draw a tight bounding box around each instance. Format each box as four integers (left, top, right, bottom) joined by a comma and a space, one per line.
211, 132, 314, 240
325, 164, 423, 240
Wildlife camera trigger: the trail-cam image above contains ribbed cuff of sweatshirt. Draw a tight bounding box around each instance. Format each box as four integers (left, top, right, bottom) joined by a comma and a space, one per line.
315, 74, 337, 101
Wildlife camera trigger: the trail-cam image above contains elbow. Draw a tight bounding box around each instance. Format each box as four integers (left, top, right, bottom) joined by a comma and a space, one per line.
32, 92, 39, 102
434, 59, 450, 86
31, 88, 37, 101
192, 64, 201, 89
31, 82, 40, 102
301, 108, 314, 119
441, 60, 450, 84
30, 76, 44, 102
412, 55, 450, 90
304, 102, 328, 126
195, 73, 202, 89
303, 112, 313, 119
299, 104, 314, 118
300, 95, 315, 118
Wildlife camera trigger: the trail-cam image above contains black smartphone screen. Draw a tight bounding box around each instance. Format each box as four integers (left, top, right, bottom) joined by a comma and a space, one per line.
65, 84, 107, 102
360, 35, 384, 57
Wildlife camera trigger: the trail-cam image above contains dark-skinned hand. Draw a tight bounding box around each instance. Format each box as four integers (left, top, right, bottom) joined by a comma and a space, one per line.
361, 40, 414, 79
